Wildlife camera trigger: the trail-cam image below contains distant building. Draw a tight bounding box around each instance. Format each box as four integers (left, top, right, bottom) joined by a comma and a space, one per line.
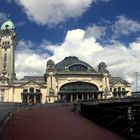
0, 18, 131, 103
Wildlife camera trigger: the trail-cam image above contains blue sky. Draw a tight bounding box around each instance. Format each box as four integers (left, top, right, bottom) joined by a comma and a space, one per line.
1, 0, 140, 44
0, 0, 140, 90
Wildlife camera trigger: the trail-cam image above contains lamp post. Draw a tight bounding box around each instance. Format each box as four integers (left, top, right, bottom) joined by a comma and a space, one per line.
135, 72, 138, 91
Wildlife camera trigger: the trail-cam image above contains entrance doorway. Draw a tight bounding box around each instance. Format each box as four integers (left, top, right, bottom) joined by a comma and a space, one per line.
22, 94, 41, 103
59, 82, 100, 102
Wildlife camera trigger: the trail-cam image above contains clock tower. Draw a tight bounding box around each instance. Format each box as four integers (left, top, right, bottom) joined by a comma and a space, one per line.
0, 17, 18, 84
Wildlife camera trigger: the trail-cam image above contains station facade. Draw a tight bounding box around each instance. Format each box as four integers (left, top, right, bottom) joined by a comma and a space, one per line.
0, 18, 131, 103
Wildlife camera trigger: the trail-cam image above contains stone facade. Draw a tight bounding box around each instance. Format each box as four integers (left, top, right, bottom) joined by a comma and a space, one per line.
0, 18, 131, 103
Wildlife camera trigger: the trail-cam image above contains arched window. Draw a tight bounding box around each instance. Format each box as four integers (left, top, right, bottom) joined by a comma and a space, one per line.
118, 87, 121, 91
29, 88, 34, 92
122, 88, 125, 91
69, 64, 87, 72
60, 82, 98, 92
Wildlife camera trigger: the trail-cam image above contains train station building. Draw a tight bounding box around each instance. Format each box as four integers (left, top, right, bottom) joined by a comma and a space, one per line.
0, 18, 131, 103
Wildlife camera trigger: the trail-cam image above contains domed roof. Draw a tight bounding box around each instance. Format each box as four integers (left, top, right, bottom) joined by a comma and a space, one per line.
55, 56, 97, 73
98, 62, 107, 67
47, 59, 55, 65
1, 19, 15, 30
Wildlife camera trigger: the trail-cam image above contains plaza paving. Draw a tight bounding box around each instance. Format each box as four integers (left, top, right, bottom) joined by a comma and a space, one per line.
1, 105, 126, 140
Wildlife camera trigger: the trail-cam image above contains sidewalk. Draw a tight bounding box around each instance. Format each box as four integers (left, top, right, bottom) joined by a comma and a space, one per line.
1, 105, 126, 140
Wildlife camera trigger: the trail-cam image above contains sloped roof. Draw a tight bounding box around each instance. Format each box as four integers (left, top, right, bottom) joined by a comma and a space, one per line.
109, 77, 130, 85
21, 76, 44, 81
19, 80, 45, 87
14, 76, 45, 85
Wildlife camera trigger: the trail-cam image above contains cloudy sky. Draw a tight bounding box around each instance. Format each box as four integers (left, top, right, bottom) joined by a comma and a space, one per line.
0, 0, 140, 90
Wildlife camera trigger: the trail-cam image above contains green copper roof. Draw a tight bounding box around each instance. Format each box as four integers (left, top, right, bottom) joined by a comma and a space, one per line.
1, 19, 15, 30
55, 56, 97, 73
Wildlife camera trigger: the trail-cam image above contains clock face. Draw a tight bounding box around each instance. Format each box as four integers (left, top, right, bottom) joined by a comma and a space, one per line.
1, 31, 10, 38
2, 45, 10, 49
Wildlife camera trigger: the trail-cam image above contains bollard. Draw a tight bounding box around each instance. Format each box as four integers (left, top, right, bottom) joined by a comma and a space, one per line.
0, 120, 3, 128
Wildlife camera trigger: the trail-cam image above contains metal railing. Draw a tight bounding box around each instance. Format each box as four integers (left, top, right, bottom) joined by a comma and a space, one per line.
0, 102, 35, 136
74, 98, 140, 140
0, 102, 73, 132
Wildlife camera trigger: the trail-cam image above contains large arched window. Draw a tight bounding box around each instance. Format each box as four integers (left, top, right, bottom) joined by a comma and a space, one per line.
69, 64, 87, 72
60, 82, 98, 92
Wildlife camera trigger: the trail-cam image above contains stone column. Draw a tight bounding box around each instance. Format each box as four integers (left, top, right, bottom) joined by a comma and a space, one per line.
76, 94, 79, 101
87, 94, 89, 100
121, 92, 123, 98
21, 94, 23, 103
92, 94, 94, 99
27, 95, 29, 103
70, 94, 73, 102
34, 95, 36, 103
98, 93, 101, 99
116, 93, 118, 99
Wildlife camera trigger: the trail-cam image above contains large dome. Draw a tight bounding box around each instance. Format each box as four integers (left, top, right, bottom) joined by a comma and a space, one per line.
1, 19, 15, 30
55, 56, 97, 73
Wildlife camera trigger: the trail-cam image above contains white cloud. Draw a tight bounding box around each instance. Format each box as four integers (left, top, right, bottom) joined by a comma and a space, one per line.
112, 15, 140, 38
15, 40, 49, 78
43, 29, 140, 90
15, 28, 140, 90
14, 0, 93, 26
84, 24, 106, 39
45, 29, 103, 63
14, 0, 110, 26
129, 41, 140, 51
